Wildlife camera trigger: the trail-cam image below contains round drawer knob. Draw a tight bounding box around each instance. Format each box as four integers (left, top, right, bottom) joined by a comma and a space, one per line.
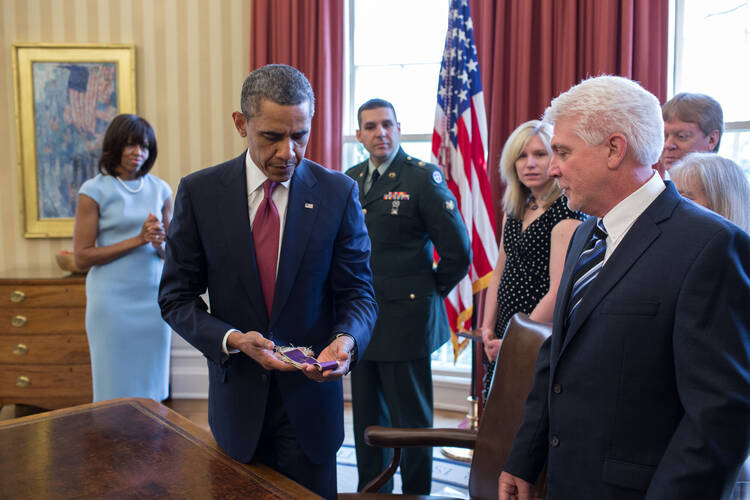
12, 343, 28, 355
10, 290, 26, 303
11, 315, 28, 327
15, 376, 31, 388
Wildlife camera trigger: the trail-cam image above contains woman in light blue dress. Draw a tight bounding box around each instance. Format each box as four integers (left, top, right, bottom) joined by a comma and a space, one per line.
73, 114, 173, 402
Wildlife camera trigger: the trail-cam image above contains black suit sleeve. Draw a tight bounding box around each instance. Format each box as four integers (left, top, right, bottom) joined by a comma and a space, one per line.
503, 334, 552, 482
646, 227, 750, 498
158, 178, 235, 365
329, 181, 378, 362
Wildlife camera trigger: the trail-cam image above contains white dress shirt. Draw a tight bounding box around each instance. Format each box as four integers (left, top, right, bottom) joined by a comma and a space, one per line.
222, 152, 291, 354
601, 171, 666, 263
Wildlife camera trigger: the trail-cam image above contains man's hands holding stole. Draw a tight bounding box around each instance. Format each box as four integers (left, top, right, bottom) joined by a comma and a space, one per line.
227, 330, 354, 382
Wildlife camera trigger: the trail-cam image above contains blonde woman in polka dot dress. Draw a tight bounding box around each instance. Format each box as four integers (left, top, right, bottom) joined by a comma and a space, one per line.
480, 120, 586, 400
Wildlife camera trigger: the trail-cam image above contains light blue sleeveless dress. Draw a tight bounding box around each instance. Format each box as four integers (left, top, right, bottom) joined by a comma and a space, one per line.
79, 173, 173, 402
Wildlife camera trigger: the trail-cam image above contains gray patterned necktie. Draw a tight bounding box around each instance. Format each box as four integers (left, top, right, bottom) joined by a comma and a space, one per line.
566, 219, 608, 326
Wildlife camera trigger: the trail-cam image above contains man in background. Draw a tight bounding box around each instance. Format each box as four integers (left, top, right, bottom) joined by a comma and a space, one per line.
159, 64, 377, 500
499, 76, 750, 499
660, 92, 723, 171
345, 98, 471, 494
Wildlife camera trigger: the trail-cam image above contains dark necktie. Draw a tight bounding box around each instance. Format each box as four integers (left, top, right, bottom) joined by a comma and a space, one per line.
566, 219, 608, 326
253, 180, 280, 316
367, 169, 380, 194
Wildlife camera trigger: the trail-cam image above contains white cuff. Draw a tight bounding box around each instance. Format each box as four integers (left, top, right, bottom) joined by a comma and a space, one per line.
222, 329, 241, 355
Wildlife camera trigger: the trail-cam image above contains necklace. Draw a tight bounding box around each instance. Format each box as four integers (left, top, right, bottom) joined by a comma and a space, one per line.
116, 176, 144, 193
527, 195, 539, 210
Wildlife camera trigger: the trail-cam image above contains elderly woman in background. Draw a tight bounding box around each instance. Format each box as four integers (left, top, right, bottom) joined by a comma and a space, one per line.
670, 152, 750, 233
480, 120, 586, 400
73, 114, 173, 402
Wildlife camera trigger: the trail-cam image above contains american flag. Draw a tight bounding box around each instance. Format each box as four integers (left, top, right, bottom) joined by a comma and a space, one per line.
432, 0, 498, 359
63, 64, 115, 134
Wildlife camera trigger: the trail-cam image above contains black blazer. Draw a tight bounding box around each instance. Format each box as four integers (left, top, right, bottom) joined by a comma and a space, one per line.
159, 153, 377, 464
505, 182, 750, 499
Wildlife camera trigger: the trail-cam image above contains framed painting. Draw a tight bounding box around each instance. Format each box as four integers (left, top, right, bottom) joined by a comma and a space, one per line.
12, 43, 136, 238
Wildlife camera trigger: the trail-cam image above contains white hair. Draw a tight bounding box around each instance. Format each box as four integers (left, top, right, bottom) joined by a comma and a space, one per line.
671, 152, 750, 233
543, 75, 664, 166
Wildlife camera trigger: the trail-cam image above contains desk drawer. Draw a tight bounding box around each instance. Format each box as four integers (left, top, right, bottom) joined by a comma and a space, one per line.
0, 308, 85, 334
0, 364, 92, 398
0, 335, 90, 364
0, 285, 86, 308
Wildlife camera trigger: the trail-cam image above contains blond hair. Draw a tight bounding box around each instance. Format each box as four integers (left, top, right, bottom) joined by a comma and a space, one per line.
500, 120, 560, 219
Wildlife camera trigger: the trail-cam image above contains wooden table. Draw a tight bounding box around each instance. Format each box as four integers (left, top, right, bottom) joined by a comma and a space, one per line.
0, 398, 321, 499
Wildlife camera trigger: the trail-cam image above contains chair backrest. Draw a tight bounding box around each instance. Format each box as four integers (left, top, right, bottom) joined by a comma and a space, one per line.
468, 312, 552, 500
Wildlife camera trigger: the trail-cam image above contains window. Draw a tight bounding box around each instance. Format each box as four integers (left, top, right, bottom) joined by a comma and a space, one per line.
670, 0, 750, 177
343, 0, 473, 374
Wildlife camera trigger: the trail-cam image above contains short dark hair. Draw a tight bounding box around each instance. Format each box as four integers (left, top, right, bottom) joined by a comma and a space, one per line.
663, 93, 724, 151
241, 64, 315, 118
357, 98, 398, 128
98, 114, 157, 177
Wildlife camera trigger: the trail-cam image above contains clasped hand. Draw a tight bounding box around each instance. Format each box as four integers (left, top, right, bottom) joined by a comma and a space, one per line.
229, 330, 354, 382
140, 212, 166, 249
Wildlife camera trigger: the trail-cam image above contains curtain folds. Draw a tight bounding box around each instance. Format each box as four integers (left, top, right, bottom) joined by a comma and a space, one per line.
469, 0, 669, 232
250, 0, 344, 171
468, 0, 668, 407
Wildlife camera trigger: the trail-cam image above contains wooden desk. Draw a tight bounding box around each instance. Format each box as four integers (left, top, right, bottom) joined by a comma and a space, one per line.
0, 398, 320, 499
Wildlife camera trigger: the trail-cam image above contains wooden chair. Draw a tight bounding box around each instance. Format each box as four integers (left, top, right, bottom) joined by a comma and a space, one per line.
339, 312, 551, 500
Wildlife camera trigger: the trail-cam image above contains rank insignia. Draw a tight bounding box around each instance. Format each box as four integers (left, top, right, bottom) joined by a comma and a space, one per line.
383, 192, 410, 201
432, 171, 443, 184
445, 200, 455, 210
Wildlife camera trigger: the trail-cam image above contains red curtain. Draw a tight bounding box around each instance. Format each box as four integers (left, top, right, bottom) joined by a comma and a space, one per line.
470, 0, 668, 232
468, 0, 669, 410
250, 0, 344, 171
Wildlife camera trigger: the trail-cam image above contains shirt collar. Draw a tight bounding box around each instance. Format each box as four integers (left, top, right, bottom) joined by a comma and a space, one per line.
602, 170, 665, 246
367, 149, 398, 176
245, 150, 291, 194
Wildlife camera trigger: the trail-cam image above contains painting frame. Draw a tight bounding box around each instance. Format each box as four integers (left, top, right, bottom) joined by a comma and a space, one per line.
12, 43, 136, 238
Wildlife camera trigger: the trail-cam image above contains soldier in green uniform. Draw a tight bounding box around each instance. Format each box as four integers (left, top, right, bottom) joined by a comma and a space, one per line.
345, 98, 471, 494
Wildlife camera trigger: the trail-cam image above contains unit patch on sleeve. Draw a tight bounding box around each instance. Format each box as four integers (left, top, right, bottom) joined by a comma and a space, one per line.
432, 170, 443, 184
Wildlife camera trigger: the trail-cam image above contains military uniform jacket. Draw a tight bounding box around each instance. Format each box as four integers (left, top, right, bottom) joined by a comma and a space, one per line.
345, 148, 471, 362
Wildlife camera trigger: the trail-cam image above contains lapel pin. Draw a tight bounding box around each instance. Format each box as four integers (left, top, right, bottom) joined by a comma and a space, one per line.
304, 202, 314, 209
388, 172, 396, 178
359, 172, 364, 177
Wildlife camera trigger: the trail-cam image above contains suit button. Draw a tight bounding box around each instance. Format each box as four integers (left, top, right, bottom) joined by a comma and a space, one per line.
261, 374, 268, 382
363, 208, 367, 215
552, 383, 562, 394
409, 293, 416, 300
551, 435, 560, 447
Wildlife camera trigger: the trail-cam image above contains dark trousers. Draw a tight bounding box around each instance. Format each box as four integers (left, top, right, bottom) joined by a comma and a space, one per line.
351, 357, 433, 494
254, 375, 337, 500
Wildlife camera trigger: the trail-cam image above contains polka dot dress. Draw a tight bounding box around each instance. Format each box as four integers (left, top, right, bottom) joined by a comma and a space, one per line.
483, 195, 585, 400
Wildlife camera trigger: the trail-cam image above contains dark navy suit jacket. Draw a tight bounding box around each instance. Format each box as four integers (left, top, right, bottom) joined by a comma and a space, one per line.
505, 182, 750, 499
159, 153, 377, 465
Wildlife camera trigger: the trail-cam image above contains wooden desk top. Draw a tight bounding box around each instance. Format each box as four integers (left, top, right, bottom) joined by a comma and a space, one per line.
0, 398, 321, 499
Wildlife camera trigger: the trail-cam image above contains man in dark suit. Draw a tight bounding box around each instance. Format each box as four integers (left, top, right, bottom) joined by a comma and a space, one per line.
159, 64, 377, 500
499, 75, 750, 499
345, 99, 471, 494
